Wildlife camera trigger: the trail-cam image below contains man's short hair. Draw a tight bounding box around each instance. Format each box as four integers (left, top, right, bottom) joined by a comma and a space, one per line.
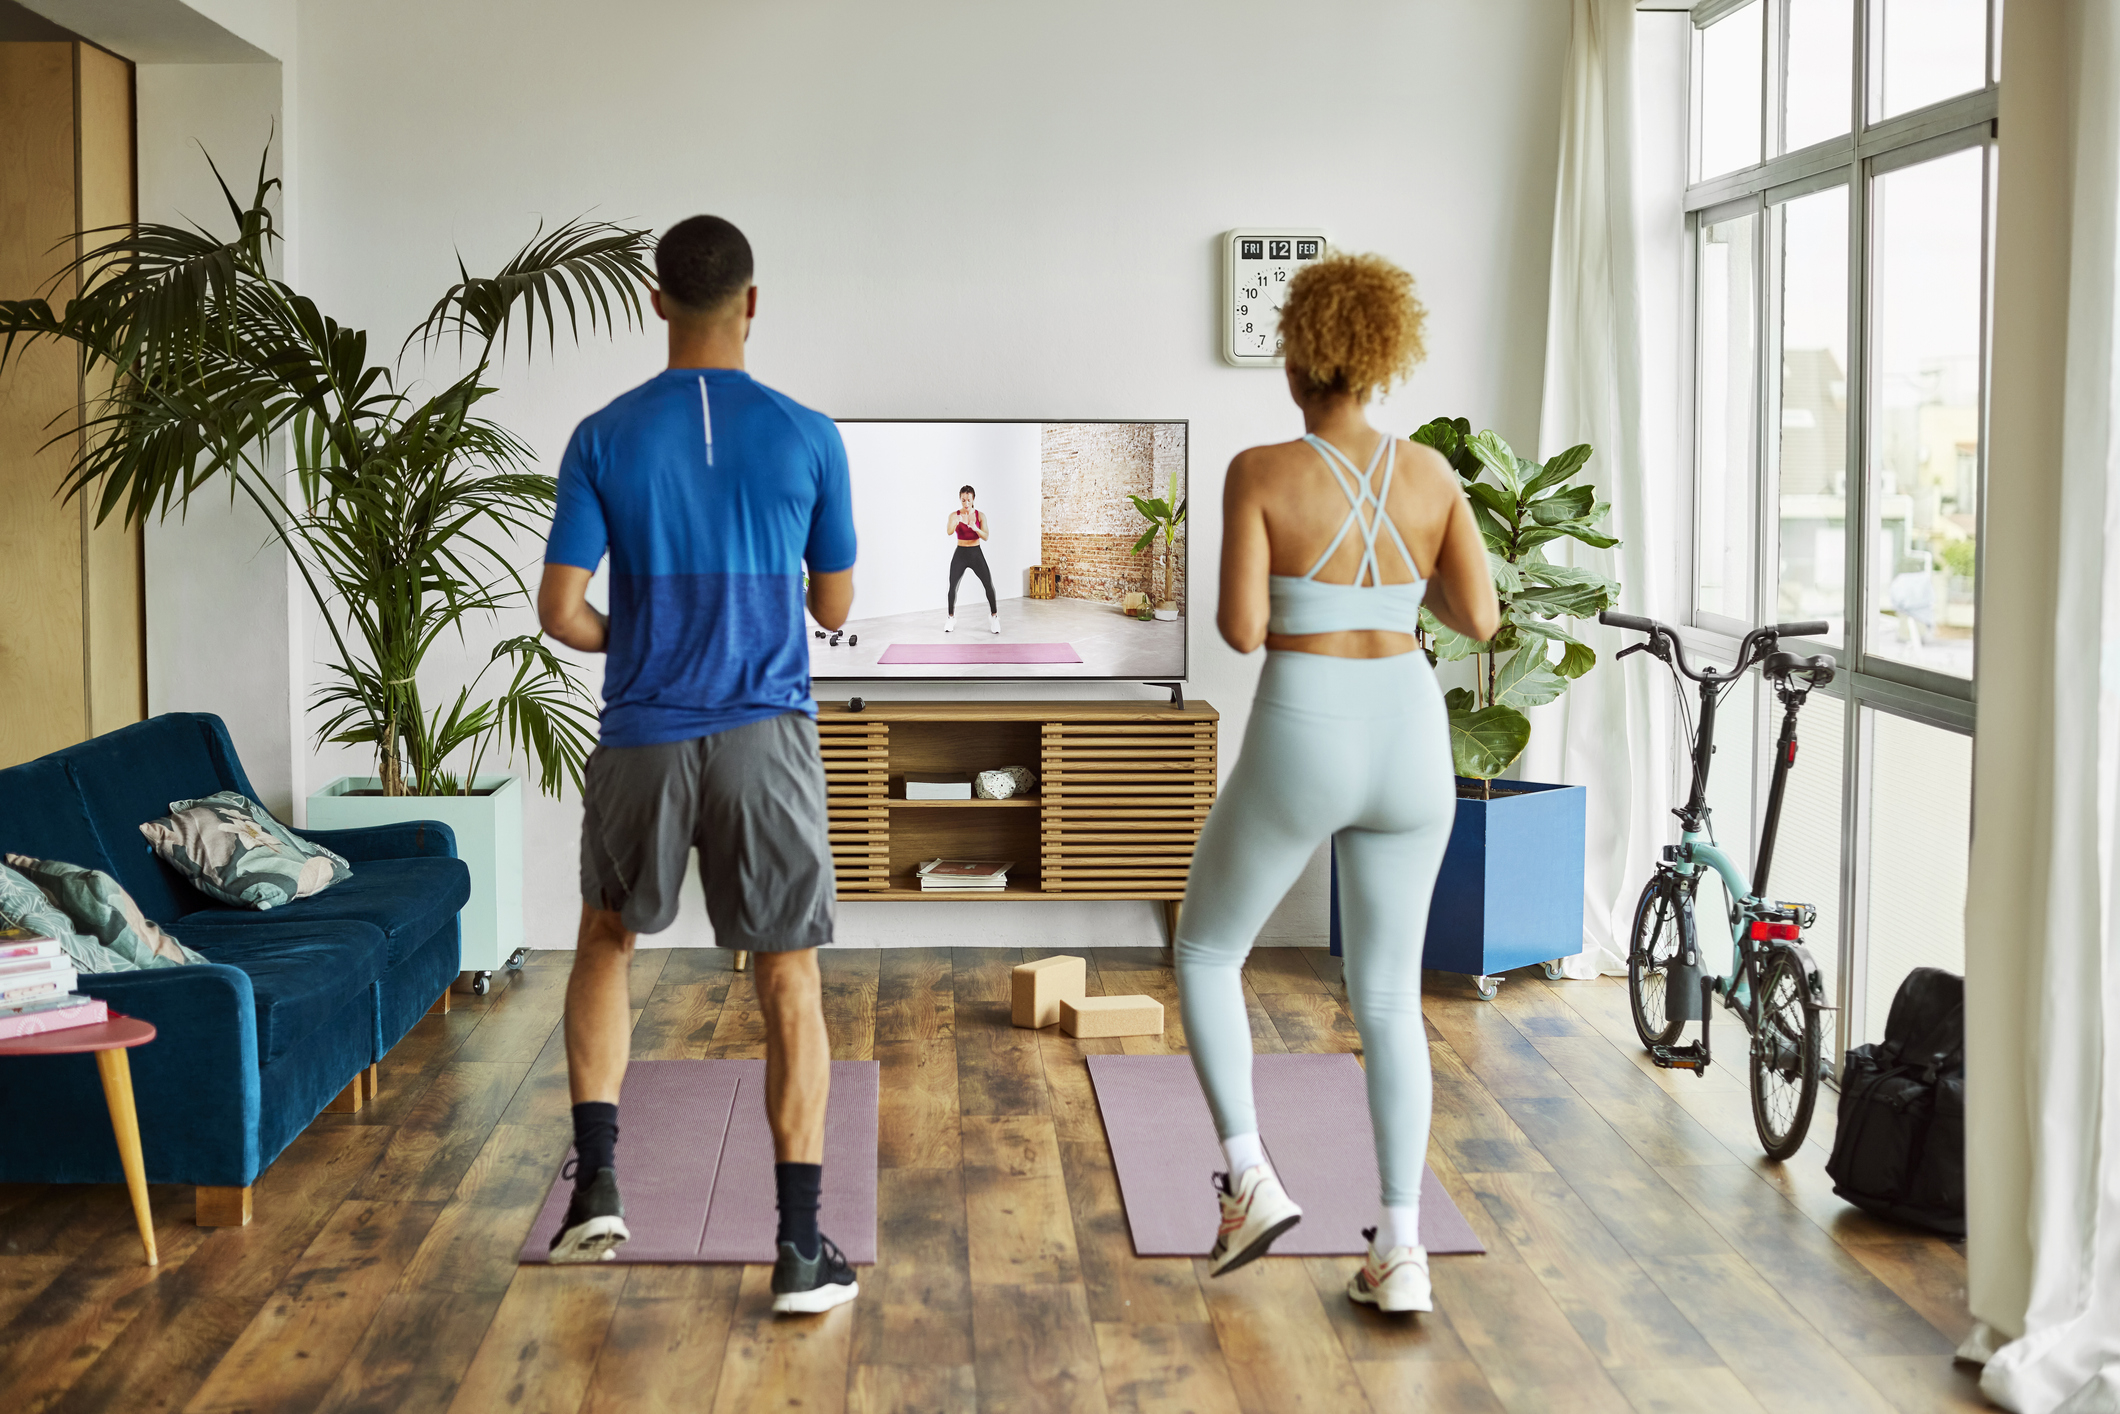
656, 216, 753, 314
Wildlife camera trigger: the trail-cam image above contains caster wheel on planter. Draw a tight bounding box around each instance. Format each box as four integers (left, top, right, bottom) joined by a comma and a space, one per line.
1543, 959, 1566, 981
471, 971, 491, 996
1474, 975, 1500, 1001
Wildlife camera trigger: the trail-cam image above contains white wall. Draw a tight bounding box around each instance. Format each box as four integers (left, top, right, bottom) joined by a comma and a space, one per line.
286, 0, 1569, 949
835, 421, 1042, 621
135, 61, 302, 816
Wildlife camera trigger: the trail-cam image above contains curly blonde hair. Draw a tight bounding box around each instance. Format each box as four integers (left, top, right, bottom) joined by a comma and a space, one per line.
1277, 253, 1427, 401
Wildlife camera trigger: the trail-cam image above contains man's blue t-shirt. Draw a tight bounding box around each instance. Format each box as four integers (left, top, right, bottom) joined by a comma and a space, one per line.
545, 367, 856, 749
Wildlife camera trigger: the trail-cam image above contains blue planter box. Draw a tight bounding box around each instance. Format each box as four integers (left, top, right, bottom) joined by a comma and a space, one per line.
1331, 777, 1586, 981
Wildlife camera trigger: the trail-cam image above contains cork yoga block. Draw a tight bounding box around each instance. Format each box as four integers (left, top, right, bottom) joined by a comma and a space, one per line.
1061, 994, 1164, 1039
1011, 955, 1087, 1029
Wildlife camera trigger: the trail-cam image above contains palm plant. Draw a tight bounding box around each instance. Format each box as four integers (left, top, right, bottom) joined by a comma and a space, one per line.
1410, 417, 1620, 789
1128, 472, 1187, 607
0, 148, 653, 798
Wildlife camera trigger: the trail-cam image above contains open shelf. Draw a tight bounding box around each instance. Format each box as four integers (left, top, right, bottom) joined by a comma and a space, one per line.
887, 798, 1039, 809
865, 875, 1049, 900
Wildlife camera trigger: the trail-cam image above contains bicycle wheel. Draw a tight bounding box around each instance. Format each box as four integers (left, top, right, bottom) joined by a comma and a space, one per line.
1750, 947, 1822, 1160
1627, 874, 1689, 1049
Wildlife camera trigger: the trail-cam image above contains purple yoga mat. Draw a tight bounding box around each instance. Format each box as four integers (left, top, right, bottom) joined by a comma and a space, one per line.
1087, 1052, 1485, 1258
520, 1059, 879, 1264
875, 641, 1083, 665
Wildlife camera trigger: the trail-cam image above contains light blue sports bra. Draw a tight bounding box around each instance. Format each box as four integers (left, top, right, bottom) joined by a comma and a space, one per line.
1267, 434, 1429, 636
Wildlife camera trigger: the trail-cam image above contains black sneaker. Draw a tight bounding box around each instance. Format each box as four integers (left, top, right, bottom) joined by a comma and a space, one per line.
771, 1233, 860, 1314
548, 1164, 629, 1264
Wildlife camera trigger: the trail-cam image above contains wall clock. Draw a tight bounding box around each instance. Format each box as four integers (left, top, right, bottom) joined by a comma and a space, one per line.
1221, 228, 1329, 368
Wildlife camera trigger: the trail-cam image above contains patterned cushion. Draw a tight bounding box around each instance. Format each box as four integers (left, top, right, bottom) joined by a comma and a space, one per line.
139, 791, 352, 911
1, 856, 195, 969
0, 862, 136, 975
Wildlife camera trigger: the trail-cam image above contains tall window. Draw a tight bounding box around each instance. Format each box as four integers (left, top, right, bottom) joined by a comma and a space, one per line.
1685, 0, 1993, 1054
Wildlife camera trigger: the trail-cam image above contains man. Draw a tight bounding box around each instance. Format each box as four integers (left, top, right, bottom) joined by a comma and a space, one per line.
537, 215, 860, 1314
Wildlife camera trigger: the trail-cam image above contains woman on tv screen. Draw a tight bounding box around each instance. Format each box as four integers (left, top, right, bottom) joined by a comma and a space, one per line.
943, 484, 1000, 633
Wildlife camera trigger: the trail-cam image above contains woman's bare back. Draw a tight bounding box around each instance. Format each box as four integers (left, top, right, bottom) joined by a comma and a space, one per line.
1249, 431, 1460, 585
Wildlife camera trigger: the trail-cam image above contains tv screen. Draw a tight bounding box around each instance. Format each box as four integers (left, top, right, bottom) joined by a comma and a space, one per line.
812, 420, 1187, 682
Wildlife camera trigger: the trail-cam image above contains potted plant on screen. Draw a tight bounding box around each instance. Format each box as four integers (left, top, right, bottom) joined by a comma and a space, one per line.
1328, 418, 1618, 998
0, 146, 654, 991
1130, 473, 1186, 620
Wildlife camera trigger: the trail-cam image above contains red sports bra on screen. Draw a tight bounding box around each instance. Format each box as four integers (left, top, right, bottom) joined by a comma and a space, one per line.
955, 512, 983, 542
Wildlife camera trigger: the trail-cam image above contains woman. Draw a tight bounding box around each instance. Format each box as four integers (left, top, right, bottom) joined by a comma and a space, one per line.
943, 484, 999, 633
1175, 254, 1500, 1313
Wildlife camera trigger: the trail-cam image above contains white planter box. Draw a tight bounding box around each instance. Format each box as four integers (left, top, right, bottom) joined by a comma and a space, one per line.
306, 774, 523, 975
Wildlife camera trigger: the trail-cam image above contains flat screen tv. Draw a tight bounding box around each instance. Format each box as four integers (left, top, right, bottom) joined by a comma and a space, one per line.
811, 420, 1187, 684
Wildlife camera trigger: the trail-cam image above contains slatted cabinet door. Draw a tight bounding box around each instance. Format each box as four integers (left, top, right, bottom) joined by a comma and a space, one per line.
1038, 722, 1217, 898
819, 719, 889, 892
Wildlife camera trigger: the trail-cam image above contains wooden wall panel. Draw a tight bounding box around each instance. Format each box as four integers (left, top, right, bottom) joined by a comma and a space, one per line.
76, 42, 144, 735
0, 42, 86, 767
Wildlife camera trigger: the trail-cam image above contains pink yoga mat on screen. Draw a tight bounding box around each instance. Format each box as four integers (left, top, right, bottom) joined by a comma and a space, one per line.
1087, 1052, 1485, 1257
519, 1059, 879, 1264
875, 642, 1083, 664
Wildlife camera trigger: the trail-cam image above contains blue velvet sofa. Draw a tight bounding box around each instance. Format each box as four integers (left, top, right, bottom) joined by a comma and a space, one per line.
0, 713, 469, 1221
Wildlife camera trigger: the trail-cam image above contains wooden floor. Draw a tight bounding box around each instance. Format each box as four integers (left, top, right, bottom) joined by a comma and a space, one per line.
0, 947, 1989, 1413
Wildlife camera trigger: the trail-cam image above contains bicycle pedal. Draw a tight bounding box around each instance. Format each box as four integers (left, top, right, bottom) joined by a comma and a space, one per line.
1648, 1043, 1709, 1073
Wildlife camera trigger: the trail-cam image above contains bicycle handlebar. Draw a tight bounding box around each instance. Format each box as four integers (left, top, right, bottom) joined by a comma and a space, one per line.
1598, 611, 1836, 686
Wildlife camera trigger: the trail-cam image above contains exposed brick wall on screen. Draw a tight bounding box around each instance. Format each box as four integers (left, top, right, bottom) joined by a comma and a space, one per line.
1040, 423, 1187, 607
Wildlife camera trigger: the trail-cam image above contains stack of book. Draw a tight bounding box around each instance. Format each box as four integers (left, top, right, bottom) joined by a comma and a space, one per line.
902, 773, 975, 801
915, 859, 1013, 892
0, 930, 106, 1040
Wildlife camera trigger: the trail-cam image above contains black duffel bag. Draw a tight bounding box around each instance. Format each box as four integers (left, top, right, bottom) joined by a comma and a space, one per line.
1824, 966, 1965, 1236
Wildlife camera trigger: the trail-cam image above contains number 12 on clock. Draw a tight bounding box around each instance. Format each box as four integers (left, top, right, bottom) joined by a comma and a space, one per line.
1221, 228, 1329, 368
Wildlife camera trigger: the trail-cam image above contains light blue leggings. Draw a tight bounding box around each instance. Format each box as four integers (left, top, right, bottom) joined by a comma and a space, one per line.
1175, 650, 1455, 1206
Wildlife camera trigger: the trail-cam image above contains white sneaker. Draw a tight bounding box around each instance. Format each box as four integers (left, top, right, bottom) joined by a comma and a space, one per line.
944, 615, 955, 632
1347, 1228, 1432, 1313
989, 614, 1001, 634
1209, 1166, 1302, 1276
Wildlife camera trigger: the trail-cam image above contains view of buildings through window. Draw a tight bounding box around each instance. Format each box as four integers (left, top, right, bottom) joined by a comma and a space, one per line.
1687, 0, 1990, 1048
1776, 185, 1848, 643
1868, 146, 1984, 679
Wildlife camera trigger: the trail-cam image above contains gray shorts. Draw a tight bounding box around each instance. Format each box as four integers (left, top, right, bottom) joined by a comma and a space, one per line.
579, 711, 835, 951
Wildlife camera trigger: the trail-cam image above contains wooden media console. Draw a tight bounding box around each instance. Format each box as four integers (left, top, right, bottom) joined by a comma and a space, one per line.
816, 700, 1218, 936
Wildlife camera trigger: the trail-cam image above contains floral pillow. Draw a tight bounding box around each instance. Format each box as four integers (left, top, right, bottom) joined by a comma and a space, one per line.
1, 856, 195, 969
139, 791, 352, 911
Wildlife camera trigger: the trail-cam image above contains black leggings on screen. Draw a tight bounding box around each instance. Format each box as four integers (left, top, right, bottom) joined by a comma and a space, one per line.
948, 545, 997, 614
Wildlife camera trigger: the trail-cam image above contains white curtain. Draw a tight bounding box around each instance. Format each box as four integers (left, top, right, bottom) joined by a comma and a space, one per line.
1971, 2, 2120, 1406
1523, 0, 1674, 978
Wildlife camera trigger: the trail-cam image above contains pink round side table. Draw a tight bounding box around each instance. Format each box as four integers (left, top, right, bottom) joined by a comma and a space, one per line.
0, 1013, 159, 1265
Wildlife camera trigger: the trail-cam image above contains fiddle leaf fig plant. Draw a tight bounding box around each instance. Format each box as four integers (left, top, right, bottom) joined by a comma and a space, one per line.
1410, 417, 1620, 786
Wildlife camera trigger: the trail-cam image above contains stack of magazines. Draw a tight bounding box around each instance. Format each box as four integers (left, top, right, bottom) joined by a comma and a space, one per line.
0, 929, 107, 1039
915, 859, 1013, 892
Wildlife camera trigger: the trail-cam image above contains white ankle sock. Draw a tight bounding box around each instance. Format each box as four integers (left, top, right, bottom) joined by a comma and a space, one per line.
1378, 1204, 1422, 1253
1222, 1132, 1269, 1181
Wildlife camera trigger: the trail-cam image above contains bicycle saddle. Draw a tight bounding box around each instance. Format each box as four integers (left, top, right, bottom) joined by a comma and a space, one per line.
1762, 651, 1837, 686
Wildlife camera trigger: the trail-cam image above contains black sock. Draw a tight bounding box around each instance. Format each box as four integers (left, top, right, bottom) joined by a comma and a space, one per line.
775, 1161, 822, 1259
571, 1101, 619, 1188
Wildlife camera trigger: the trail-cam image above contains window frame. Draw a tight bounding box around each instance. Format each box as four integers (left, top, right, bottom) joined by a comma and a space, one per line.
1681, 0, 1995, 1061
